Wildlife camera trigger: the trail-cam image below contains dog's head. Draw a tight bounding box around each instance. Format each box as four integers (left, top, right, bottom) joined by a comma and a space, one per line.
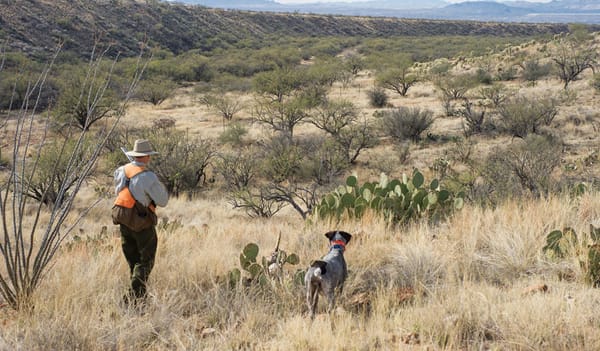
325, 230, 352, 246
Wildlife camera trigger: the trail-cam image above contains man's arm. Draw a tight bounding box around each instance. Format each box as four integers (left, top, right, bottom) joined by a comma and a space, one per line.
147, 177, 169, 207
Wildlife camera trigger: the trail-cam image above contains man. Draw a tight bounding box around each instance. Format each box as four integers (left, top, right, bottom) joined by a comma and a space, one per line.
113, 139, 168, 304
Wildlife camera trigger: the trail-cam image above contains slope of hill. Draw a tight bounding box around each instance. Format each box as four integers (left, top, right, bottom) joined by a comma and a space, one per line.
0, 0, 581, 59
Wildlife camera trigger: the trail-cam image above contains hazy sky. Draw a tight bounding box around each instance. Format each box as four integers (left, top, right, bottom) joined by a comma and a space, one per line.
275, 0, 552, 3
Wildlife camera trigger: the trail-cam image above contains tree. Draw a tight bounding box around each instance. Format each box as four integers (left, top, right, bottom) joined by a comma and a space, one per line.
201, 93, 244, 123
310, 100, 376, 164
552, 38, 597, 90
376, 57, 419, 97
434, 72, 477, 101
54, 63, 120, 130
253, 98, 309, 140
336, 120, 378, 164
309, 100, 358, 135
252, 67, 324, 140
136, 75, 177, 106
344, 54, 365, 75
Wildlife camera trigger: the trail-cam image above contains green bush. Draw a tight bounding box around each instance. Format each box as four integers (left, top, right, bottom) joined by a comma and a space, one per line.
495, 65, 517, 81
260, 136, 306, 183
54, 64, 120, 131
591, 73, 600, 93
520, 59, 551, 84
218, 122, 248, 146
367, 87, 388, 108
498, 95, 559, 137
379, 106, 434, 143
144, 127, 217, 198
475, 67, 493, 85
136, 75, 177, 105
481, 134, 562, 201
215, 150, 257, 191
20, 137, 96, 206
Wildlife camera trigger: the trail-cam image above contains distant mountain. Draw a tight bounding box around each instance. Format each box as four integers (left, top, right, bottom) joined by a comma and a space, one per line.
166, 0, 600, 23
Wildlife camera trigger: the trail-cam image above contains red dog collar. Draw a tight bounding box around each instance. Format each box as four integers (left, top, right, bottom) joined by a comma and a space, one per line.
330, 240, 346, 251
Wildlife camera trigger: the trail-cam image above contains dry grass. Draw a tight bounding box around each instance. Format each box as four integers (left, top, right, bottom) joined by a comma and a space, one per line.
0, 191, 599, 350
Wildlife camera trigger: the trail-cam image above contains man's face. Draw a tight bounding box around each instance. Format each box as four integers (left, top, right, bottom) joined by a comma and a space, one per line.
136, 155, 150, 164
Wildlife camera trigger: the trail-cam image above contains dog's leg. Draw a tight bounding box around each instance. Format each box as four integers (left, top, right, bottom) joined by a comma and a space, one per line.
308, 284, 319, 319
326, 289, 335, 315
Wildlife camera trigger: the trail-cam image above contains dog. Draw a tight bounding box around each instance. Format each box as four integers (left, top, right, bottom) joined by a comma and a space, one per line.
305, 230, 352, 319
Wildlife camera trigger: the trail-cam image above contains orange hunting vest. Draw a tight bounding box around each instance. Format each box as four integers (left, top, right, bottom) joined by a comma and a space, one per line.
114, 164, 156, 212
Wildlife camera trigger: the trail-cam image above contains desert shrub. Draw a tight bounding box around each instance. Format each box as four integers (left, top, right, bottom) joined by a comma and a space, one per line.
200, 93, 244, 122
591, 73, 600, 93
367, 87, 388, 108
21, 136, 96, 206
304, 137, 350, 185
215, 150, 257, 191
481, 134, 562, 201
477, 84, 509, 108
259, 136, 306, 183
146, 53, 214, 82
54, 64, 121, 130
379, 106, 435, 143
376, 56, 419, 97
497, 95, 559, 137
434, 73, 478, 101
218, 122, 248, 146
336, 120, 379, 164
520, 59, 551, 84
456, 100, 486, 137
552, 38, 597, 89
136, 75, 177, 105
495, 65, 517, 81
0, 70, 59, 111
309, 99, 358, 135
227, 187, 287, 218
144, 127, 217, 197
475, 67, 493, 85
309, 101, 376, 164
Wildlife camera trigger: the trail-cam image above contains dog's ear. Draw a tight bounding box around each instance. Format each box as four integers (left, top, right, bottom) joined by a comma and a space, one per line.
338, 231, 352, 244
324, 231, 335, 240
324, 230, 352, 244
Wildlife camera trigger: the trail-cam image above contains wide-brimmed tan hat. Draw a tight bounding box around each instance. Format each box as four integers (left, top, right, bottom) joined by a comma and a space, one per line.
126, 139, 159, 157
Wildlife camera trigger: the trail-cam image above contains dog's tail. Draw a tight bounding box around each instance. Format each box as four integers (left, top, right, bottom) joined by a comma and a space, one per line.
310, 260, 327, 280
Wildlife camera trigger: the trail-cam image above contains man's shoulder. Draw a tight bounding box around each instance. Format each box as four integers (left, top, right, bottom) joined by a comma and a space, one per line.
137, 169, 158, 180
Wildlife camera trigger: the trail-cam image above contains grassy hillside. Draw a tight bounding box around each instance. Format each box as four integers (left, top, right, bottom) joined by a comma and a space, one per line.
0, 0, 590, 59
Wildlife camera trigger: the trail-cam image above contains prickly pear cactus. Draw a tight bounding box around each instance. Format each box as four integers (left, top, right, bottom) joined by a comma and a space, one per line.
228, 242, 301, 288
315, 169, 464, 224
587, 225, 600, 287
542, 225, 600, 288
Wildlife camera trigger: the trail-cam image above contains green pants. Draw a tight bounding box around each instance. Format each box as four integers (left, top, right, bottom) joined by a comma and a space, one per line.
120, 224, 157, 299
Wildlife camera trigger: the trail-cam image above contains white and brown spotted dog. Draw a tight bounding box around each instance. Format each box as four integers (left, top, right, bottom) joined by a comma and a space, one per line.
305, 230, 352, 319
